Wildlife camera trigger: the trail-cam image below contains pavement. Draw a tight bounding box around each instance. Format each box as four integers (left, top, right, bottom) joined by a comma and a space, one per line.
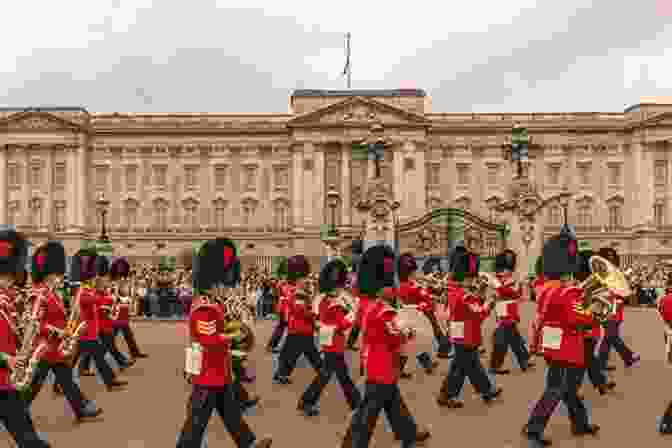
3, 303, 671, 448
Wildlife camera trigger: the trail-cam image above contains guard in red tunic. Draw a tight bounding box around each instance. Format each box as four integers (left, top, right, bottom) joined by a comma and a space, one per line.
396, 253, 443, 378
265, 257, 288, 354
0, 230, 51, 447
345, 239, 364, 351
529, 256, 547, 356
341, 244, 430, 448
488, 249, 534, 374
595, 247, 640, 370
436, 248, 501, 408
70, 249, 127, 390
25, 241, 103, 422
657, 275, 672, 434
297, 259, 361, 417
523, 228, 601, 447
273, 255, 322, 385
177, 238, 271, 448
110, 257, 148, 361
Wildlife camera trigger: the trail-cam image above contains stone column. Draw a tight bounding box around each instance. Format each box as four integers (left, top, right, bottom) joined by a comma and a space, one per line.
0, 145, 6, 225
44, 146, 53, 232
24, 147, 31, 229
641, 144, 655, 226
341, 143, 351, 226
110, 148, 122, 231
292, 145, 304, 231
414, 141, 427, 217
393, 143, 403, 208
314, 145, 325, 229
75, 134, 88, 231
168, 147, 179, 231
66, 146, 77, 231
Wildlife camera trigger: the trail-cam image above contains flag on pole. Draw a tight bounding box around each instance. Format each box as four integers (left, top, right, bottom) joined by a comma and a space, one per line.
342, 32, 351, 76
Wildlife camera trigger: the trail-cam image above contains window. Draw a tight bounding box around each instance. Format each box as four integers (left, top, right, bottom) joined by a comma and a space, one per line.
548, 206, 562, 226
457, 165, 470, 185
608, 163, 622, 185
53, 164, 66, 188
183, 200, 199, 229
125, 201, 138, 230
486, 164, 499, 185
274, 201, 289, 230
8, 165, 19, 187
655, 202, 665, 227
241, 200, 257, 226
153, 165, 167, 187
244, 166, 257, 191
214, 199, 227, 230
428, 164, 440, 185
31, 165, 42, 186
274, 167, 289, 189
214, 165, 228, 189
54, 202, 66, 231
547, 164, 560, 185
578, 163, 591, 186
608, 205, 622, 228
95, 166, 108, 190
655, 161, 668, 185
125, 165, 137, 190
184, 166, 198, 188
577, 204, 592, 227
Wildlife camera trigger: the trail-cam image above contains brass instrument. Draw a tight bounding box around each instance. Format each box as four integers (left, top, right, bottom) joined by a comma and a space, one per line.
579, 255, 631, 322
220, 292, 255, 354
59, 287, 86, 360
11, 291, 47, 390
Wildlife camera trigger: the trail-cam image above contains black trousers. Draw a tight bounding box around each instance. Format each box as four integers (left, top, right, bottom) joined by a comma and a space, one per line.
267, 319, 287, 349
440, 344, 494, 399
421, 310, 452, 355
82, 332, 129, 368
597, 320, 637, 367
28, 361, 89, 417
176, 384, 257, 448
490, 322, 530, 370
526, 362, 590, 435
75, 339, 116, 385
347, 383, 418, 447
113, 324, 143, 357
0, 390, 51, 447
301, 351, 361, 409
582, 337, 608, 388
275, 334, 322, 378
662, 401, 672, 426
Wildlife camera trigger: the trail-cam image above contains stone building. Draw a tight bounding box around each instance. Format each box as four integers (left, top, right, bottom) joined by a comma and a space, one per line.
1, 90, 672, 267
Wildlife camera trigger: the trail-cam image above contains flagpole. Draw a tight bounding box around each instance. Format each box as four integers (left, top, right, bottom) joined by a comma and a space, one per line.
345, 32, 351, 89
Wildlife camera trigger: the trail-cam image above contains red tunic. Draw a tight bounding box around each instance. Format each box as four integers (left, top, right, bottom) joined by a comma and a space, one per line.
78, 287, 102, 341
0, 301, 17, 390
356, 293, 376, 367
658, 292, 672, 323
286, 292, 316, 336
112, 296, 131, 328
189, 298, 232, 386
447, 287, 491, 348
276, 283, 294, 321
97, 291, 115, 334
318, 295, 355, 353
34, 284, 68, 364
539, 286, 594, 367
362, 301, 410, 384
397, 281, 433, 314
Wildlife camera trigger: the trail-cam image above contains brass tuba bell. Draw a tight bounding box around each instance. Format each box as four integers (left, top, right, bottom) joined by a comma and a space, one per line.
579, 255, 631, 319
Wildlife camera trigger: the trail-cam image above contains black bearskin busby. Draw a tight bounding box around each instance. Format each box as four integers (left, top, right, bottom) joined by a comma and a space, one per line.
0, 229, 28, 276
398, 253, 418, 281
31, 241, 67, 283
597, 247, 619, 268
287, 255, 311, 282
193, 238, 241, 292
541, 226, 578, 279
110, 257, 131, 281
351, 239, 364, 272
318, 259, 348, 293
574, 249, 593, 283
495, 249, 517, 273
70, 249, 109, 283
451, 249, 480, 279
357, 244, 395, 296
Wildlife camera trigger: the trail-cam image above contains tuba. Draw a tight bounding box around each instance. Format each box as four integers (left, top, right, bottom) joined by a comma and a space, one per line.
58, 287, 87, 360
11, 291, 49, 390
579, 255, 631, 322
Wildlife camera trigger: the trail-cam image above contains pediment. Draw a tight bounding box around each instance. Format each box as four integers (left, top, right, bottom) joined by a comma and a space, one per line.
288, 96, 428, 127
0, 111, 82, 132
642, 111, 672, 127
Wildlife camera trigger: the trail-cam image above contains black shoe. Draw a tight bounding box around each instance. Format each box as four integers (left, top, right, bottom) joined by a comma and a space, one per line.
483, 387, 502, 403
297, 401, 319, 417
76, 408, 103, 422
241, 396, 260, 411
522, 362, 536, 371
659, 422, 672, 434
522, 427, 552, 446
598, 381, 616, 395
572, 424, 600, 436
272, 375, 291, 385
489, 368, 510, 375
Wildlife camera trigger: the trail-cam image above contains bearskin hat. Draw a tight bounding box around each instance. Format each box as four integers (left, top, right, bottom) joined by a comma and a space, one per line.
319, 259, 348, 293
31, 241, 67, 283
597, 247, 619, 268
451, 250, 480, 279
287, 255, 311, 281
574, 249, 593, 283
398, 253, 418, 281
351, 239, 364, 272
70, 249, 109, 283
193, 238, 241, 291
110, 257, 131, 281
541, 227, 578, 280
449, 245, 468, 273
0, 229, 28, 275
495, 249, 517, 273
357, 244, 395, 295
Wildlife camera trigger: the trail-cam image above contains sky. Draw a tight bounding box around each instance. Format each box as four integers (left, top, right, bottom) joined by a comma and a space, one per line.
1, 0, 671, 113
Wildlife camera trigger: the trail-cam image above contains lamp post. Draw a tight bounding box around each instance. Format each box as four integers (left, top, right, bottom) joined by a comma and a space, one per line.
96, 192, 110, 241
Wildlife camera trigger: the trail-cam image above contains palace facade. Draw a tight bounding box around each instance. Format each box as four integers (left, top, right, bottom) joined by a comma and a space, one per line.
2, 90, 672, 267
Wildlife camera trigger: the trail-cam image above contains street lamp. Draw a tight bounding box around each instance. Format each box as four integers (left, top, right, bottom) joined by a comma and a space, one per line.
326, 184, 340, 237
96, 192, 110, 241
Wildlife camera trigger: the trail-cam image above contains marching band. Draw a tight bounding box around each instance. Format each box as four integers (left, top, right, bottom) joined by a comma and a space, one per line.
1, 225, 671, 448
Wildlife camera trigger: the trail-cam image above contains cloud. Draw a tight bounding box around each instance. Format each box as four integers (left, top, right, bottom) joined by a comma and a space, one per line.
0, 0, 671, 113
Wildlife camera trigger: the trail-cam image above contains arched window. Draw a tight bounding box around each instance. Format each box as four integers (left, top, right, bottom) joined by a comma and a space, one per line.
241, 199, 258, 228
182, 199, 199, 230
576, 197, 593, 227
607, 196, 624, 229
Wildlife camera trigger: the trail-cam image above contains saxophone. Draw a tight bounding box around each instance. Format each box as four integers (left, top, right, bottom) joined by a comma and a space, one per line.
58, 287, 87, 359
11, 291, 48, 390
